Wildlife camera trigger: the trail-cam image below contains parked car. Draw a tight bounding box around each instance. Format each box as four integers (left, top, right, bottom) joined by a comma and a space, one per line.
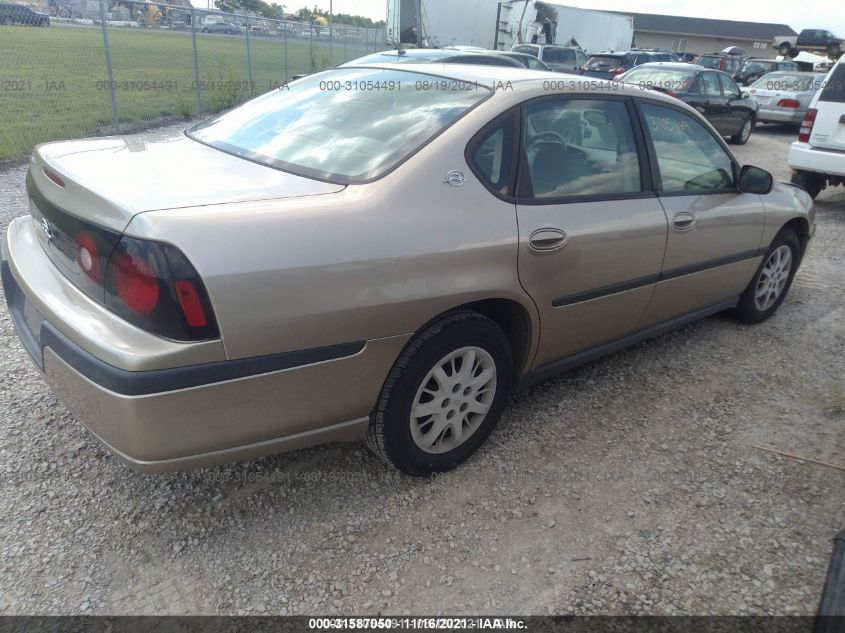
734, 58, 800, 86
511, 44, 588, 74
580, 50, 678, 79
343, 48, 523, 68
619, 62, 759, 144
276, 21, 296, 35
749, 71, 827, 126
0, 2, 49, 26
494, 51, 551, 71
774, 29, 844, 59
2, 65, 814, 476
695, 53, 747, 76
249, 23, 270, 36
677, 52, 697, 63
788, 54, 845, 198
201, 21, 243, 35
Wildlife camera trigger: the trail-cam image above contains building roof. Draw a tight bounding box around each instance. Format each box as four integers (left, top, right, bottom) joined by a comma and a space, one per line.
627, 12, 796, 40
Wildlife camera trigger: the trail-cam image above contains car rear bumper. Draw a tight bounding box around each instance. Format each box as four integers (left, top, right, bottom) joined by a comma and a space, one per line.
788, 141, 845, 177
757, 108, 804, 124
2, 216, 406, 473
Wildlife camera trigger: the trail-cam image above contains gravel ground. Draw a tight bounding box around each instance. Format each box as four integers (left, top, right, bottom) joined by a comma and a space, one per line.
0, 123, 843, 616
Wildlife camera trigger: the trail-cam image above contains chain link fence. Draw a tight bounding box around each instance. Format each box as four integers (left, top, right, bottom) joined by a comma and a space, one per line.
0, 0, 386, 161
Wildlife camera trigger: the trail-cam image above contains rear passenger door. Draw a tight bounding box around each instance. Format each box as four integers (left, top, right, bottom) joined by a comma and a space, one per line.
514, 97, 668, 368
637, 101, 765, 326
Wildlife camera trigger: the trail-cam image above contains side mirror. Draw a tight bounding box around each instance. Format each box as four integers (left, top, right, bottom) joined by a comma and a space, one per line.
738, 164, 773, 194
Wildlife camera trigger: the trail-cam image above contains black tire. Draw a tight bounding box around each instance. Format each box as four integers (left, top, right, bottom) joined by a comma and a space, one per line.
778, 42, 792, 56
788, 48, 800, 59
827, 44, 841, 59
730, 114, 754, 145
731, 228, 801, 324
791, 170, 826, 199
367, 311, 513, 477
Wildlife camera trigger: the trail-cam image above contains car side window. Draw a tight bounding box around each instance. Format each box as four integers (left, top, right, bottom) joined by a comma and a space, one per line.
522, 99, 641, 199
641, 103, 735, 193
701, 72, 722, 96
719, 74, 741, 98
469, 113, 516, 196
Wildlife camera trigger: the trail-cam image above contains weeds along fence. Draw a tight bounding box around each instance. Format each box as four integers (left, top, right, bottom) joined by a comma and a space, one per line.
0, 0, 386, 161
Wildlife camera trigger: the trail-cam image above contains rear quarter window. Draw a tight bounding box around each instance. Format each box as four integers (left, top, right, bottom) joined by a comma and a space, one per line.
819, 64, 845, 103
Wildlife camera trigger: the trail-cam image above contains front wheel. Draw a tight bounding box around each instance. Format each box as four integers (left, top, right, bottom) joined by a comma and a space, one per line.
828, 43, 842, 59
367, 312, 513, 477
730, 115, 754, 145
731, 229, 801, 324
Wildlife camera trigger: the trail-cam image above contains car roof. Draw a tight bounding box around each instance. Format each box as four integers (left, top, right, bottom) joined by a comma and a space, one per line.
346, 49, 519, 64
513, 44, 577, 50
335, 62, 688, 105
629, 62, 703, 72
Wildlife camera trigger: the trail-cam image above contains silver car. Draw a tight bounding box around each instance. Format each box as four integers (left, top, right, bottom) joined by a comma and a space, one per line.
749, 71, 827, 125
2, 64, 815, 476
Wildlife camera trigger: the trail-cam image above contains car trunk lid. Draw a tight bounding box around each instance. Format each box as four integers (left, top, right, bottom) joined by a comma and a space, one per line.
31, 132, 346, 232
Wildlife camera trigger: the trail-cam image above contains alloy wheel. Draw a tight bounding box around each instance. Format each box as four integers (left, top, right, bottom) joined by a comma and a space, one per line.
755, 245, 792, 311
410, 346, 497, 454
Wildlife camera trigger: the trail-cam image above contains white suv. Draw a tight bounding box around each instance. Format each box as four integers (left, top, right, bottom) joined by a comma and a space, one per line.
788, 55, 845, 198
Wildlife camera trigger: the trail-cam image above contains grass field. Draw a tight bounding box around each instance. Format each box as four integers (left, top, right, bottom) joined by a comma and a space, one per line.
0, 24, 377, 159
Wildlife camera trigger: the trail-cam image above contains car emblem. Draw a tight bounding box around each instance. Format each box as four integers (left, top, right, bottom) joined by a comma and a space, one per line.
444, 170, 466, 187
40, 217, 54, 242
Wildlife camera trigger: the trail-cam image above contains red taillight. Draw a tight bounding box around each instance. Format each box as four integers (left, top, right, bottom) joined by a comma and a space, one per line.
43, 167, 65, 188
112, 252, 160, 316
777, 98, 800, 108
610, 67, 625, 75
579, 65, 588, 74
174, 280, 208, 328
799, 108, 817, 142
74, 230, 102, 284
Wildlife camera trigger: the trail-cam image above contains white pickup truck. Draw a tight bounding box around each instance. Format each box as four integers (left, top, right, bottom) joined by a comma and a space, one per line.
788, 54, 845, 198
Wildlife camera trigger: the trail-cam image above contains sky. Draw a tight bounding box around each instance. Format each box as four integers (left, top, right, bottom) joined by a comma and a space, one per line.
297, 0, 845, 35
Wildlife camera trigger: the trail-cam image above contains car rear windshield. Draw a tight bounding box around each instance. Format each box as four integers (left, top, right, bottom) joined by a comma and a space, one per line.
751, 73, 825, 92
819, 63, 845, 103
621, 68, 697, 92
585, 55, 624, 70
696, 56, 722, 69
188, 68, 490, 184
513, 45, 539, 57
741, 61, 776, 74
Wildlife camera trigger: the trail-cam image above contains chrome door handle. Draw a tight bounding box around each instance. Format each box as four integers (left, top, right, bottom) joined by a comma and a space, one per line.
672, 212, 696, 232
529, 228, 568, 252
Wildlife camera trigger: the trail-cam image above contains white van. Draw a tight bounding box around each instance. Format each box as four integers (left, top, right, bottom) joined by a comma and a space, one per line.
788, 55, 845, 198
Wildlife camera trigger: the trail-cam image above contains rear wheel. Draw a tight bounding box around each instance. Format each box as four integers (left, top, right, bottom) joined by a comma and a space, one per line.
791, 170, 826, 199
731, 229, 801, 324
788, 47, 800, 59
778, 42, 792, 56
827, 43, 842, 59
730, 115, 754, 145
367, 312, 513, 477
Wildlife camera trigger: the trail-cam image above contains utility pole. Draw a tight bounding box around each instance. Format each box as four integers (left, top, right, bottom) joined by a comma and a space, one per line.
328, 0, 333, 65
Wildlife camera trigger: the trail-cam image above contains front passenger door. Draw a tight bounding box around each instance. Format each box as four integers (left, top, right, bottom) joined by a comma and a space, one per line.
638, 102, 765, 326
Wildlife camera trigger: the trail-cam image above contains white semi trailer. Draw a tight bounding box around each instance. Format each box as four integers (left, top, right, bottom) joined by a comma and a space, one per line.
386, 0, 633, 54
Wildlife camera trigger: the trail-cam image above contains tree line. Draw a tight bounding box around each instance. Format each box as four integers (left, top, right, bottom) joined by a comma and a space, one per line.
213, 0, 386, 27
